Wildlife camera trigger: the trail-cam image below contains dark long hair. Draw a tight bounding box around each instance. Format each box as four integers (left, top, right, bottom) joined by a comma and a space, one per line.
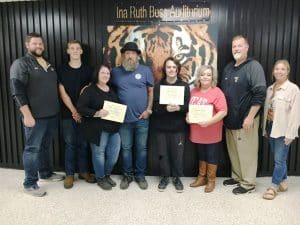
161, 57, 181, 80
91, 64, 111, 84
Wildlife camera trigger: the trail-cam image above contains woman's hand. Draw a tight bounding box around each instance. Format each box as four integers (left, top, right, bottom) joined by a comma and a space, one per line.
284, 138, 293, 145
197, 120, 211, 127
94, 109, 109, 118
185, 113, 190, 124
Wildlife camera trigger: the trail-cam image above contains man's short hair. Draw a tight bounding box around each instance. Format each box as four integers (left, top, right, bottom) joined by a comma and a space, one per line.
67, 40, 82, 48
25, 32, 43, 43
232, 35, 249, 45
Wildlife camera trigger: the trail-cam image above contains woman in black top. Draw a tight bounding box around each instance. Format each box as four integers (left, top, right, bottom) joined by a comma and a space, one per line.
153, 57, 190, 193
77, 65, 121, 190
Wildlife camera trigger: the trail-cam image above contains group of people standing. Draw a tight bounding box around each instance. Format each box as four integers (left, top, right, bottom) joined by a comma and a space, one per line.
10, 33, 299, 201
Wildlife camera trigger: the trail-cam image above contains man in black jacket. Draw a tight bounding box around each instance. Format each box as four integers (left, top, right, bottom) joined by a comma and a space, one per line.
10, 32, 64, 197
220, 35, 266, 194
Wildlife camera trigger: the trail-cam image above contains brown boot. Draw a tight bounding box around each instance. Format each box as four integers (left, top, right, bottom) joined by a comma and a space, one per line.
205, 164, 217, 193
190, 161, 207, 187
64, 175, 74, 189
79, 173, 96, 183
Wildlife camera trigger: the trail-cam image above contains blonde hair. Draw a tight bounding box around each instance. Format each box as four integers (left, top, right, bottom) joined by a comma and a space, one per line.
194, 65, 218, 88
272, 59, 290, 81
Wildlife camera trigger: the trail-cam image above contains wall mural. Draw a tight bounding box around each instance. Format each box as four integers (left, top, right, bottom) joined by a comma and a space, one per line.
103, 24, 218, 84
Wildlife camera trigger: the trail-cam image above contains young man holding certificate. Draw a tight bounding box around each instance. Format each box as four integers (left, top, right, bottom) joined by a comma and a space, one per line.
187, 65, 227, 193
77, 65, 122, 190
153, 57, 190, 193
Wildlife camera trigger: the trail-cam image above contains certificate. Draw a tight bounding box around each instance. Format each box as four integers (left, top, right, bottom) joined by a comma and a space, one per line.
159, 85, 185, 105
188, 104, 213, 123
101, 101, 127, 123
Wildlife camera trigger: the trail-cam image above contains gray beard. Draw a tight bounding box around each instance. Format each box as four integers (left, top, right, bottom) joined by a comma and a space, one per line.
122, 59, 139, 71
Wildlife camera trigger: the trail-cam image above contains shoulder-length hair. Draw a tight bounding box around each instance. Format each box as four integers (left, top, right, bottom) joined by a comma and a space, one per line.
91, 64, 111, 84
272, 59, 290, 81
194, 65, 218, 88
161, 57, 181, 80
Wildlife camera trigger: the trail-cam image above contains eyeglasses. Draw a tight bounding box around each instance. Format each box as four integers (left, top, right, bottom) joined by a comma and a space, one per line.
100, 71, 110, 74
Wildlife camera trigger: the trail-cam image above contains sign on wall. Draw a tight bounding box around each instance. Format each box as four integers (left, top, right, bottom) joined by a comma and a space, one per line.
102, 1, 217, 84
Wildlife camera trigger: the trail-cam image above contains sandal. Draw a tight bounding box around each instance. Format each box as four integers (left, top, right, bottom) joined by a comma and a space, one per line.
263, 187, 277, 200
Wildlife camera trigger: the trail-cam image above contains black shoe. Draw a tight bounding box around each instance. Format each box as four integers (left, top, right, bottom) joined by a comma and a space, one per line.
232, 186, 255, 195
105, 175, 116, 187
158, 176, 169, 192
97, 177, 112, 190
135, 176, 148, 190
120, 175, 133, 190
172, 177, 184, 193
223, 178, 240, 187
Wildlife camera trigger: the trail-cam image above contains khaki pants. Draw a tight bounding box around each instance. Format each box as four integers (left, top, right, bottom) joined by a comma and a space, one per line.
225, 116, 259, 188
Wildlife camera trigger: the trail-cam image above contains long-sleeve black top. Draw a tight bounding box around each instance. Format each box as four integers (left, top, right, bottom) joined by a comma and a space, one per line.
152, 78, 190, 132
220, 58, 266, 129
77, 83, 120, 145
10, 53, 59, 118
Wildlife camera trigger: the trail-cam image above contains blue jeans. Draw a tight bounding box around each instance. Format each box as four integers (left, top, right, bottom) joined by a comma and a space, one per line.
90, 132, 120, 178
23, 115, 58, 188
266, 121, 290, 186
62, 119, 88, 176
196, 142, 220, 165
119, 119, 149, 177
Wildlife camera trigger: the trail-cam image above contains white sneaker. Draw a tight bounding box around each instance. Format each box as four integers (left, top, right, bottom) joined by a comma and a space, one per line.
40, 173, 64, 182
24, 185, 46, 197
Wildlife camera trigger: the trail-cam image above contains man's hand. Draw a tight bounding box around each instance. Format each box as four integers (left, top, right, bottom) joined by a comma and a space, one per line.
23, 114, 36, 127
139, 110, 151, 119
243, 116, 254, 130
20, 105, 35, 127
72, 111, 82, 123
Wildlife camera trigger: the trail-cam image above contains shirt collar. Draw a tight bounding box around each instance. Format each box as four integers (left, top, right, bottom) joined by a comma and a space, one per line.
269, 79, 290, 91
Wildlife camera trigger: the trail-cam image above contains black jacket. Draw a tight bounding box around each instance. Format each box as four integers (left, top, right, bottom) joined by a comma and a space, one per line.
220, 58, 266, 129
10, 53, 59, 118
152, 78, 190, 132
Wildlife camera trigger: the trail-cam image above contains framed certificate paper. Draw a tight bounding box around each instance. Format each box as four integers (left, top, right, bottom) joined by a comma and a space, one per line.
159, 85, 185, 105
188, 104, 213, 123
101, 101, 127, 123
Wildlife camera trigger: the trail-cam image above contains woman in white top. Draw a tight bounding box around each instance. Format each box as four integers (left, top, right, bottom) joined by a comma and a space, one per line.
262, 60, 300, 200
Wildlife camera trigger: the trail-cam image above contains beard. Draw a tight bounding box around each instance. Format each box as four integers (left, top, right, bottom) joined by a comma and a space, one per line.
233, 53, 242, 61
122, 57, 139, 71
29, 49, 44, 57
